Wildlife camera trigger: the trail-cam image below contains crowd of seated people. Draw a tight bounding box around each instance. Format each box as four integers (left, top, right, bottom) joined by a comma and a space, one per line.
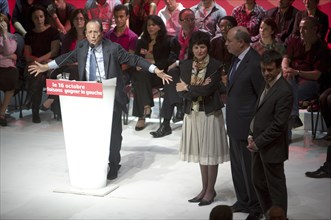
40, 8, 88, 119
1, 0, 330, 136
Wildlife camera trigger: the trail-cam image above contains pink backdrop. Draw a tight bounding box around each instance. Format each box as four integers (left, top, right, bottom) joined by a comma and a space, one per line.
7, 0, 331, 34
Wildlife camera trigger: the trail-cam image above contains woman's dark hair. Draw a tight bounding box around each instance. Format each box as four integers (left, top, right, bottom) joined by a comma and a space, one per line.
29, 4, 49, 28
261, 17, 278, 39
68, 8, 89, 38
187, 31, 211, 59
141, 15, 167, 42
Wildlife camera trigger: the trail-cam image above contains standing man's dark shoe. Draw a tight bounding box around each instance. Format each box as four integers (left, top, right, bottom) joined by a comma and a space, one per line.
150, 122, 172, 138
107, 164, 121, 180
246, 210, 263, 220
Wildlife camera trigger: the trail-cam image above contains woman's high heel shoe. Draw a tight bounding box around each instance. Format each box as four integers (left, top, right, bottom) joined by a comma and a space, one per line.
143, 106, 152, 118
40, 104, 50, 111
135, 118, 145, 131
188, 196, 203, 203
198, 192, 216, 206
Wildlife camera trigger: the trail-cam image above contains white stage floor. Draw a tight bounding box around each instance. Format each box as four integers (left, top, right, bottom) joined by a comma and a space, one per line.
1, 108, 330, 220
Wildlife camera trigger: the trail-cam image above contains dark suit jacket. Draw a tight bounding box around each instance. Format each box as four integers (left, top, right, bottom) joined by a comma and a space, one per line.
226, 48, 264, 140
54, 38, 152, 112
178, 57, 224, 115
250, 76, 293, 163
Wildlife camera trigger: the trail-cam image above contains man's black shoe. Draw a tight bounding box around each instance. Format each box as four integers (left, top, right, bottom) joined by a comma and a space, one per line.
289, 115, 303, 129
231, 203, 249, 213
150, 123, 172, 138
305, 167, 331, 178
107, 164, 121, 180
172, 109, 184, 123
246, 211, 263, 220
107, 171, 118, 180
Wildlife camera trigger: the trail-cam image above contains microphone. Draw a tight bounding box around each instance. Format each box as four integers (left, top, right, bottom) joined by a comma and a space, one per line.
49, 43, 83, 79
90, 44, 103, 83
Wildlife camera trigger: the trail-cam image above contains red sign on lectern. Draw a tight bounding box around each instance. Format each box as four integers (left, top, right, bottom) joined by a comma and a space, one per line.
46, 79, 103, 98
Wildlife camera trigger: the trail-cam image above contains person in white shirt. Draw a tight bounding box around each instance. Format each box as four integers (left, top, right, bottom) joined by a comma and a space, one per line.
157, 0, 184, 37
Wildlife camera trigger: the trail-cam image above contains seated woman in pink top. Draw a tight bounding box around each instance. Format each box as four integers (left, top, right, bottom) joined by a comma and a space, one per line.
0, 14, 19, 126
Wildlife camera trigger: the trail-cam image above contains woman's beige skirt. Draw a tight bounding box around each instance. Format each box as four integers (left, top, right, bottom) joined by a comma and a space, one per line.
179, 110, 229, 165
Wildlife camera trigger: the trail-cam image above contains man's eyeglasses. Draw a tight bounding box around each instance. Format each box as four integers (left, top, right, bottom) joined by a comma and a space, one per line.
180, 18, 195, 23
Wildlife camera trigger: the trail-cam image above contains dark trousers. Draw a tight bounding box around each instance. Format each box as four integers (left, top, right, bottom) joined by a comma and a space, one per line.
320, 88, 331, 129
161, 68, 182, 120
323, 146, 331, 173
132, 70, 162, 117
25, 68, 46, 113
108, 102, 122, 173
252, 153, 288, 216
229, 137, 260, 211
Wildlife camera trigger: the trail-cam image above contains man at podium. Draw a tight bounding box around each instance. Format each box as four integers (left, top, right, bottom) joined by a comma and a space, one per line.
28, 19, 172, 181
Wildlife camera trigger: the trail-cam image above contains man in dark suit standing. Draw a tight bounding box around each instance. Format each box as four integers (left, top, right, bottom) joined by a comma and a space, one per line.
225, 26, 264, 220
248, 50, 293, 219
28, 19, 171, 181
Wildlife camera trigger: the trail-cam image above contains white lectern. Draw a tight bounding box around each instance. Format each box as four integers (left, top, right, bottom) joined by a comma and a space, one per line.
58, 79, 116, 189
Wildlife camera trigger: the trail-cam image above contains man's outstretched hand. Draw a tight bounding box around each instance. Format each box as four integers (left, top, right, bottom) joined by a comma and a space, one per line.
155, 68, 172, 84
28, 61, 50, 77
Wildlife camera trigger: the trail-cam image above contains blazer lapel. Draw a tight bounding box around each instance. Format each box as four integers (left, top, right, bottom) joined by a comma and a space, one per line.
102, 39, 112, 79
78, 40, 89, 81
227, 49, 250, 91
257, 79, 281, 110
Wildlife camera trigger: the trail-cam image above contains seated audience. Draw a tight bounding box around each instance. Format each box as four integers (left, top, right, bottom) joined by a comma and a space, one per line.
251, 17, 285, 56
40, 8, 88, 118
47, 0, 76, 36
157, 0, 184, 37
150, 8, 197, 138
11, 0, 52, 38
282, 17, 329, 131
292, 0, 329, 42
231, 0, 265, 42
176, 30, 229, 206
85, 0, 121, 33
0, 14, 19, 126
191, 0, 226, 37
132, 15, 171, 131
24, 5, 60, 123
123, 0, 160, 36
209, 205, 233, 220
266, 0, 298, 43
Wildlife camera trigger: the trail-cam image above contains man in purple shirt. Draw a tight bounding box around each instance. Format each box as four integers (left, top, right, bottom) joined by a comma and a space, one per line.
104, 4, 138, 84
104, 4, 138, 53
